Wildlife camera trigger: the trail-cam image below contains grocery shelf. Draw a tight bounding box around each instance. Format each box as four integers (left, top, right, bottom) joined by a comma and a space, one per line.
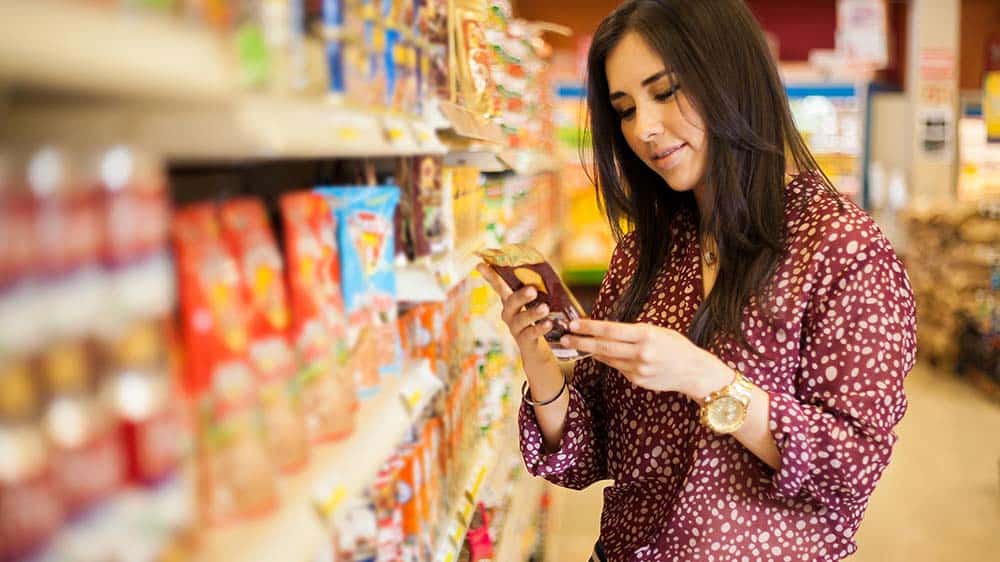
437, 101, 507, 144
499, 149, 562, 176
194, 361, 442, 562
397, 237, 485, 303
0, 0, 236, 101
432, 440, 498, 562
493, 476, 545, 562
2, 97, 448, 161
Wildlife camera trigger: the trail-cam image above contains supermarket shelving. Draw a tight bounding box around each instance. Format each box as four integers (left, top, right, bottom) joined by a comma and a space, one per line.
2, 96, 448, 161
0, 0, 236, 102
493, 476, 545, 562
193, 362, 443, 562
432, 440, 498, 562
397, 236, 486, 303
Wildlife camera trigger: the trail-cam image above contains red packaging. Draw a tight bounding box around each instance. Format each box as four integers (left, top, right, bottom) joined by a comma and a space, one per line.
279, 192, 356, 442
111, 319, 182, 485
173, 204, 278, 525
220, 198, 309, 472
373, 455, 405, 562
0, 358, 63, 562
41, 341, 126, 515
398, 440, 427, 560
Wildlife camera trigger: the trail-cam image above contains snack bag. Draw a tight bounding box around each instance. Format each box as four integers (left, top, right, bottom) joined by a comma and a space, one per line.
362, 0, 387, 109
172, 204, 279, 524
317, 186, 402, 396
219, 197, 310, 472
416, 0, 449, 103
453, 1, 496, 115
477, 244, 589, 361
279, 192, 357, 442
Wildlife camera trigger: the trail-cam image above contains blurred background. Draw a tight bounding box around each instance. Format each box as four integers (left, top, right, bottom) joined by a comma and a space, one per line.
0, 1, 997, 561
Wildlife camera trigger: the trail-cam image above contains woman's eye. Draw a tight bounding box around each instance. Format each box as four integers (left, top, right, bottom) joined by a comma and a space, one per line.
654, 85, 680, 102
617, 107, 636, 120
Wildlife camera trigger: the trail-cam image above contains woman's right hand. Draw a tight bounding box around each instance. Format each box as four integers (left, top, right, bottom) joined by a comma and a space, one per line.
476, 263, 554, 365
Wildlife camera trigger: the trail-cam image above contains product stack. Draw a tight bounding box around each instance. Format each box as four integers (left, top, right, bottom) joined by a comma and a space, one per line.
903, 201, 1000, 392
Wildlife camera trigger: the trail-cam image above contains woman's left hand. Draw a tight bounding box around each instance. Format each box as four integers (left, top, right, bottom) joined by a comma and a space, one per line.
560, 319, 730, 399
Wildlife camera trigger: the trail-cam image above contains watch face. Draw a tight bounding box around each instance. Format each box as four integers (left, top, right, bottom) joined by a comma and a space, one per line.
707, 396, 746, 434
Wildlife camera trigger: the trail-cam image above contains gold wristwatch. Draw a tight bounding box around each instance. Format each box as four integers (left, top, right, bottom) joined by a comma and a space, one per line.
699, 370, 754, 434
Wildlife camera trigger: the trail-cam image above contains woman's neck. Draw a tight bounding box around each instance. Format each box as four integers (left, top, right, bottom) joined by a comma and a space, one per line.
693, 183, 715, 231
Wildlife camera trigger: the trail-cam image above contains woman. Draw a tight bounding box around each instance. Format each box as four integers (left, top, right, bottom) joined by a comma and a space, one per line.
477, 1, 917, 561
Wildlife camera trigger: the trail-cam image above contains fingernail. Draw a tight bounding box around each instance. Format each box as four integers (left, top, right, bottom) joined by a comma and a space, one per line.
569, 320, 580, 331
538, 304, 549, 315
560, 336, 569, 346
526, 288, 536, 298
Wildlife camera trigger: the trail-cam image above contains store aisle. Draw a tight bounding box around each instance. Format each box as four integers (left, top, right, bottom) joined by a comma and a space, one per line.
541, 362, 1000, 561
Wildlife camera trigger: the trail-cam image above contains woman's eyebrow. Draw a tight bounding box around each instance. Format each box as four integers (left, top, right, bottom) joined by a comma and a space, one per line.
609, 69, 671, 100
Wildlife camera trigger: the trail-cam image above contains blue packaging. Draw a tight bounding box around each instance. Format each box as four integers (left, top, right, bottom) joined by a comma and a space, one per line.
322, 0, 346, 95
317, 186, 402, 392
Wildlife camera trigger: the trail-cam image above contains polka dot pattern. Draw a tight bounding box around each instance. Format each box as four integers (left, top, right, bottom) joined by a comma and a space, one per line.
518, 174, 917, 561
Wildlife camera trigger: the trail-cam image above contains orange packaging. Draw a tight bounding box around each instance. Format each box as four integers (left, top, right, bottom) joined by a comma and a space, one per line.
219, 198, 309, 473
172, 204, 278, 525
398, 440, 428, 560
279, 192, 357, 443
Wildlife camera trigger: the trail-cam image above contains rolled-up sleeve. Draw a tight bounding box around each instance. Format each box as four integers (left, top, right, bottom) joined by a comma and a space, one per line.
517, 233, 637, 490
767, 234, 917, 510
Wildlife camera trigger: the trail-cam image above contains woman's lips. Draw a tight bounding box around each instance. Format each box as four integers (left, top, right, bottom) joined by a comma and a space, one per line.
651, 143, 687, 170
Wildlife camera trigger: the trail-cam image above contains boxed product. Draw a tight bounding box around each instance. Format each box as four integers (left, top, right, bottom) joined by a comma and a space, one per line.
279, 192, 357, 442
316, 186, 403, 395
478, 243, 589, 361
172, 204, 279, 525
220, 197, 310, 472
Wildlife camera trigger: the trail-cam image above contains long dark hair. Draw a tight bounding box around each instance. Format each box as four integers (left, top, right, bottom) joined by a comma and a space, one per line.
585, 0, 837, 347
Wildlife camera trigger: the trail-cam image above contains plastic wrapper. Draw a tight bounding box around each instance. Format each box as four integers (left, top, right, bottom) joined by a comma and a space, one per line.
172, 204, 279, 524
317, 186, 402, 397
220, 197, 310, 472
477, 244, 589, 361
279, 192, 357, 442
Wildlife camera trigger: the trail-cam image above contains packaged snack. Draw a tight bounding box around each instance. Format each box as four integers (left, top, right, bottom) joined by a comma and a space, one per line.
279, 192, 357, 441
398, 441, 427, 560
477, 244, 589, 361
373, 455, 404, 561
322, 0, 347, 97
316, 187, 402, 395
453, 0, 496, 115
416, 0, 449, 103
333, 495, 378, 561
0, 358, 64, 561
220, 198, 310, 472
446, 166, 482, 249
107, 319, 183, 485
362, 0, 387, 109
41, 340, 127, 514
172, 204, 279, 524
416, 156, 451, 255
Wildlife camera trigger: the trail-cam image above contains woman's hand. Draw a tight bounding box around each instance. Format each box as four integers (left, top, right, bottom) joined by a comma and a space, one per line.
476, 263, 554, 365
560, 319, 732, 399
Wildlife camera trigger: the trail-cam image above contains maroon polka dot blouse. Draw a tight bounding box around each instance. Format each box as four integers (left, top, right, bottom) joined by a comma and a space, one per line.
518, 173, 918, 561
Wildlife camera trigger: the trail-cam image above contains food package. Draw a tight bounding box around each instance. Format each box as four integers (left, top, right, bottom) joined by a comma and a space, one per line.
452, 0, 496, 115
478, 243, 589, 361
416, 0, 449, 104
172, 204, 279, 524
317, 186, 403, 396
279, 192, 357, 442
220, 197, 310, 472
322, 0, 347, 97
446, 165, 482, 249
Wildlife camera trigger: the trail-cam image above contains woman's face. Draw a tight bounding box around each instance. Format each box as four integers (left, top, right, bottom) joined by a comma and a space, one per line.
605, 32, 708, 194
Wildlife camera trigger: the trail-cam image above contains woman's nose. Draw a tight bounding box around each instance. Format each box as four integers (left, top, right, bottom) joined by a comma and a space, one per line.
636, 107, 664, 142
